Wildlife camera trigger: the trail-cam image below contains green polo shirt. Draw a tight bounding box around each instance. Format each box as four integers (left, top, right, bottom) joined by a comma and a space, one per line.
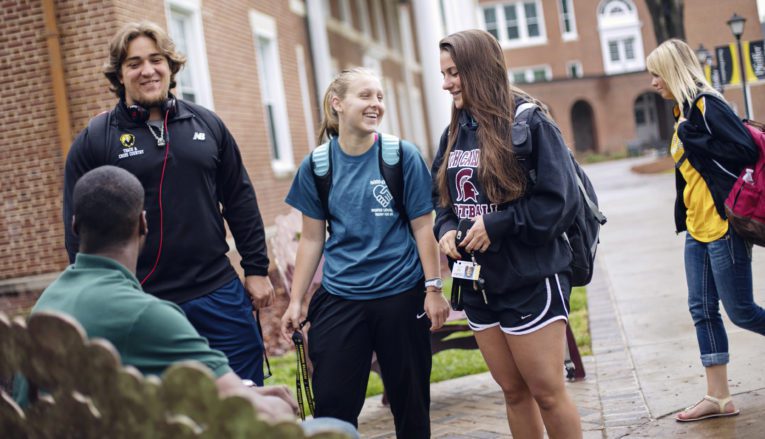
22, 254, 231, 391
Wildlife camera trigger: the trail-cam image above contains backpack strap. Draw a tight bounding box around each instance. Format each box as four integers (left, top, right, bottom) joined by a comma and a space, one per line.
311, 134, 406, 235
310, 141, 333, 233
513, 102, 538, 184
378, 133, 406, 222
677, 92, 718, 168
87, 111, 112, 162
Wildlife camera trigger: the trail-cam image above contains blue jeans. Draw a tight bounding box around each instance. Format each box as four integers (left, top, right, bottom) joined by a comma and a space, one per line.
685, 230, 765, 367
180, 278, 265, 384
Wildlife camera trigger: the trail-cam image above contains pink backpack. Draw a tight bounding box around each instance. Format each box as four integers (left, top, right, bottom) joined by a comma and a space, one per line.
725, 119, 765, 246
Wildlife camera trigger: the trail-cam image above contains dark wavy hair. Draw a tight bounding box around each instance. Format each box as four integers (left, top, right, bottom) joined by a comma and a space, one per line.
437, 29, 537, 207
103, 21, 187, 99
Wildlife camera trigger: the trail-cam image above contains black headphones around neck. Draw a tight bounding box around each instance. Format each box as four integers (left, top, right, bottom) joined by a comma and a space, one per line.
124, 97, 177, 123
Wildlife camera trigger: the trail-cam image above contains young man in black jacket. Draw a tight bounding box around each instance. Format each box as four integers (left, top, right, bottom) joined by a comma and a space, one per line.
63, 21, 273, 385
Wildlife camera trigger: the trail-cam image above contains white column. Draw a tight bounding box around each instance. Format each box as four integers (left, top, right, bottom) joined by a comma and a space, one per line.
411, 0, 452, 152
306, 0, 333, 111
442, 0, 478, 34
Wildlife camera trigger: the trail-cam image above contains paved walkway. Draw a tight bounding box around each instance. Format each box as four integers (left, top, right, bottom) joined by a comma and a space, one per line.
358, 156, 765, 438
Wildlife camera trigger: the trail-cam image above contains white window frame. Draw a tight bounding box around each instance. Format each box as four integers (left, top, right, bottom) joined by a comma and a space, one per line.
250, 10, 295, 175
165, 0, 214, 109
558, 0, 578, 41
508, 65, 552, 84
295, 45, 317, 150
371, 0, 388, 45
397, 82, 412, 141
480, 1, 547, 49
338, 0, 353, 28
354, 0, 372, 38
382, 78, 400, 135
383, 0, 401, 52
597, 0, 645, 75
566, 60, 583, 78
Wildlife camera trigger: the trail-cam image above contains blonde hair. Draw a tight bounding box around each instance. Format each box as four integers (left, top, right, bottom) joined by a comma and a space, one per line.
103, 21, 187, 99
646, 39, 722, 108
317, 67, 378, 143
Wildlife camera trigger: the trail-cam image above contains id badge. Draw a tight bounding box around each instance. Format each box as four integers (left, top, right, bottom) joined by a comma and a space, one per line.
452, 260, 481, 281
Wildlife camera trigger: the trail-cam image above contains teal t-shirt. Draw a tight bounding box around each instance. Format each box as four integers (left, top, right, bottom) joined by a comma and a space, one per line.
27, 254, 231, 379
285, 136, 433, 300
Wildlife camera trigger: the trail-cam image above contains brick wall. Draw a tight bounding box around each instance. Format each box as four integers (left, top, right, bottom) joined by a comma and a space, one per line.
0, 1, 69, 280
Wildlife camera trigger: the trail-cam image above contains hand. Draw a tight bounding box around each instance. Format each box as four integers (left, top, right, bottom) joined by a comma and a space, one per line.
250, 385, 299, 420
438, 229, 461, 259
244, 275, 275, 310
424, 291, 450, 331
459, 215, 491, 253
280, 301, 303, 343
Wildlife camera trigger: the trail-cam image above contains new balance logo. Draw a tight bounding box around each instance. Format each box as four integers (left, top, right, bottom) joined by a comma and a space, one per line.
193, 132, 206, 141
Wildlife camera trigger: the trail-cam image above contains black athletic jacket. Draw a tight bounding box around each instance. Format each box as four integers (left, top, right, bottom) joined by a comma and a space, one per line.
63, 99, 269, 304
674, 93, 758, 233
431, 101, 580, 294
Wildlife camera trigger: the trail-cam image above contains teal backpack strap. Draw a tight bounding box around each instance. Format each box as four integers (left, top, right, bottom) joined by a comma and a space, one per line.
310, 141, 333, 234
378, 133, 406, 222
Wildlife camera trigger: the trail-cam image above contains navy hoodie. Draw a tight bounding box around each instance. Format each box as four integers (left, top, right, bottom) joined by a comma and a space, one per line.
431, 100, 580, 294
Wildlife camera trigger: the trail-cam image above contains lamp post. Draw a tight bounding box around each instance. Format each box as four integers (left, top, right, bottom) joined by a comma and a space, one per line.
727, 12, 751, 119
696, 44, 711, 66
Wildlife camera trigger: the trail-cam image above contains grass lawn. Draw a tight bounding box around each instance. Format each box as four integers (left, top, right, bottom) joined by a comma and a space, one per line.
265, 282, 591, 398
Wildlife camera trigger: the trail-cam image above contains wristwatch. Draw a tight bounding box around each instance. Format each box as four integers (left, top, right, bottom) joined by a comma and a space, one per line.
425, 278, 443, 289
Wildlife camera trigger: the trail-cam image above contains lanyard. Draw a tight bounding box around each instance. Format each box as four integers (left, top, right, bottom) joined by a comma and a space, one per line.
255, 310, 272, 379
292, 328, 315, 420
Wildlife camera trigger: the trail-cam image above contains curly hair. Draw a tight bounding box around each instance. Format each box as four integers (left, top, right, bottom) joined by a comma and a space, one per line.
103, 21, 187, 99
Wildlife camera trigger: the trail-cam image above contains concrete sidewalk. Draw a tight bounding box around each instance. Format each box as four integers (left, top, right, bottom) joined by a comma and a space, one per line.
357, 156, 765, 438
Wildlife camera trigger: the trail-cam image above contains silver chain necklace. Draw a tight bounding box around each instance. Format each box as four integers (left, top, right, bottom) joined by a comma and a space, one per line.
145, 122, 166, 147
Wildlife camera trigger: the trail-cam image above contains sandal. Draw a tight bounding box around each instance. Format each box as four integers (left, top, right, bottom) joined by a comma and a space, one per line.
675, 395, 740, 422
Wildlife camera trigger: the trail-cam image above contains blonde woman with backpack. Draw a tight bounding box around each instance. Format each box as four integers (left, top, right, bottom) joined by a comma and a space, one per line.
280, 67, 450, 438
647, 38, 764, 422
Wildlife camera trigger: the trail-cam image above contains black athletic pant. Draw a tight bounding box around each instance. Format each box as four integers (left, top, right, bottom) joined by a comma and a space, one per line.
306, 283, 432, 438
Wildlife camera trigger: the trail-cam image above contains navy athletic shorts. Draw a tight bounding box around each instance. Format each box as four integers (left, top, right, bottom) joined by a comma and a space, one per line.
463, 273, 570, 335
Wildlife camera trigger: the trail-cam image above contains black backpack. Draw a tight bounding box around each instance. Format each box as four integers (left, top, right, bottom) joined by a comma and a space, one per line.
513, 103, 607, 286
310, 133, 406, 234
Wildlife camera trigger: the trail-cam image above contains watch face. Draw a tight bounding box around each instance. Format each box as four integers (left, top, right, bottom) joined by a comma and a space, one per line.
426, 279, 443, 288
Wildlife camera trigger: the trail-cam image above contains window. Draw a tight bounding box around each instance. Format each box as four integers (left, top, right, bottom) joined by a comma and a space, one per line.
338, 0, 352, 27
483, 7, 499, 39
503, 5, 519, 39
566, 60, 583, 78
608, 41, 619, 61
371, 0, 388, 45
166, 0, 213, 108
480, 1, 546, 48
524, 2, 540, 37
250, 11, 294, 174
597, 0, 645, 74
355, 0, 372, 38
624, 37, 635, 59
558, 0, 577, 40
509, 65, 551, 84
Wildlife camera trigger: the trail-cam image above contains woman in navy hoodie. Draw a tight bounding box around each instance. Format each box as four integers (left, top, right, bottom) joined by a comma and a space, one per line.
647, 38, 763, 422
433, 29, 582, 438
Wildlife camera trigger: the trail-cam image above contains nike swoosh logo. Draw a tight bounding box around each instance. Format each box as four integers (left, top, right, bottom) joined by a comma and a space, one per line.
521, 314, 532, 320
416, 312, 427, 319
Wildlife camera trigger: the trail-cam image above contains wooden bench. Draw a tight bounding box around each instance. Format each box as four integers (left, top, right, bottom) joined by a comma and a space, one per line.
0, 311, 349, 438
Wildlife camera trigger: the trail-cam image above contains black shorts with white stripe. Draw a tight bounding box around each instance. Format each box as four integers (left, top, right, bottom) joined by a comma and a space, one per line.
463, 273, 571, 335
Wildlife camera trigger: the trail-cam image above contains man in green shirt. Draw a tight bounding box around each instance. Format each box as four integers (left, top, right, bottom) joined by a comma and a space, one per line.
18, 165, 295, 420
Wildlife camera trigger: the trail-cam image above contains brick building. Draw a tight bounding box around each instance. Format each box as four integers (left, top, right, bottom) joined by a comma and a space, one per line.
472, 0, 765, 153
2, 0, 764, 309
0, 0, 431, 310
